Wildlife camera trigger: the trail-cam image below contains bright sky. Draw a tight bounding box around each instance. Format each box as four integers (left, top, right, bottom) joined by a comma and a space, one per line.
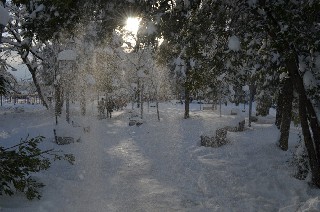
2, 51, 31, 81
9, 64, 31, 81
123, 17, 140, 48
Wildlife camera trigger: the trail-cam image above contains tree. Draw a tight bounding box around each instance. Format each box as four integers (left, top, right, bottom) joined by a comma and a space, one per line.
149, 0, 208, 119
2, 0, 86, 110
2, 2, 51, 109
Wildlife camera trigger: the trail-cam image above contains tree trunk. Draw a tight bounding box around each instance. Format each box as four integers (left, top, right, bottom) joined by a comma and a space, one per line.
184, 83, 190, 119
137, 80, 140, 108
80, 88, 86, 116
275, 90, 284, 129
55, 84, 63, 114
299, 94, 320, 187
30, 71, 48, 109
140, 83, 144, 119
184, 63, 190, 119
66, 89, 70, 123
21, 54, 48, 110
156, 101, 160, 121
286, 56, 320, 187
278, 77, 293, 151
248, 84, 255, 127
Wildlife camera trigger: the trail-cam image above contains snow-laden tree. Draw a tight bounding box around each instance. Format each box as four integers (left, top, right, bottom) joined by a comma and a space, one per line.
149, 0, 208, 119
149, 64, 172, 120
2, 2, 56, 109
1, 0, 93, 110
120, 47, 155, 117
134, 47, 172, 120
9, 0, 82, 42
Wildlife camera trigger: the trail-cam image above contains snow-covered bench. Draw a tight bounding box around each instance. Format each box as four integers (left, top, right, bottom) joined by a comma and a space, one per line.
129, 113, 143, 126
200, 128, 228, 148
200, 119, 245, 148
53, 129, 80, 145
230, 110, 237, 115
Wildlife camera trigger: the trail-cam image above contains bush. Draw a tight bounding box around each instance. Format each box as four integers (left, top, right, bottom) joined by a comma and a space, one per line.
0, 136, 74, 200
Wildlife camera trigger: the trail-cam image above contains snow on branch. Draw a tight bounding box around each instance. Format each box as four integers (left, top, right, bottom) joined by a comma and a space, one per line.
57, 50, 77, 61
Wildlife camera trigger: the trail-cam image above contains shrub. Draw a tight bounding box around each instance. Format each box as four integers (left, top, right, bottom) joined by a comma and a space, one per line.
0, 136, 74, 200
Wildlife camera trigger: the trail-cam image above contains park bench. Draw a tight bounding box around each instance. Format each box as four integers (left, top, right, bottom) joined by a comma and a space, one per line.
53, 129, 80, 145
129, 113, 143, 126
230, 110, 237, 115
200, 119, 245, 148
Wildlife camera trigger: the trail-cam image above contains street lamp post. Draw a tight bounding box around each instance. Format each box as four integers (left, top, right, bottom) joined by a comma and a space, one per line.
57, 48, 77, 124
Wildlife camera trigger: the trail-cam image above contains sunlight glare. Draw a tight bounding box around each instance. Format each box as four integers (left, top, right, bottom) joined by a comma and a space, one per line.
125, 17, 140, 34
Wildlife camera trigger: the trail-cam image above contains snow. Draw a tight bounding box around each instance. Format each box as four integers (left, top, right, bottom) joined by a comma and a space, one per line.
228, 35, 241, 51
0, 5, 9, 26
303, 71, 316, 89
280, 72, 289, 81
1, 101, 320, 211
85, 74, 96, 85
137, 69, 147, 78
242, 85, 249, 91
57, 50, 77, 61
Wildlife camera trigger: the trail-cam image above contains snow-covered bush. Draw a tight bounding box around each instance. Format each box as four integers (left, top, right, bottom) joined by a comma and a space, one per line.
0, 136, 74, 200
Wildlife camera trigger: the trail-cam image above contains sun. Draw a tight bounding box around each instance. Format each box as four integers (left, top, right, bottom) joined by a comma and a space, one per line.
125, 17, 140, 34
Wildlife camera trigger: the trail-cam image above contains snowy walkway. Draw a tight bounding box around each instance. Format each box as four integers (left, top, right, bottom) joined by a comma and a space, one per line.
1, 103, 320, 211
48, 110, 205, 211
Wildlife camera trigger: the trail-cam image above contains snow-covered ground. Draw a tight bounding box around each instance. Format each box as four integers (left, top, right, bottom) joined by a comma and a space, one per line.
1, 101, 320, 211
